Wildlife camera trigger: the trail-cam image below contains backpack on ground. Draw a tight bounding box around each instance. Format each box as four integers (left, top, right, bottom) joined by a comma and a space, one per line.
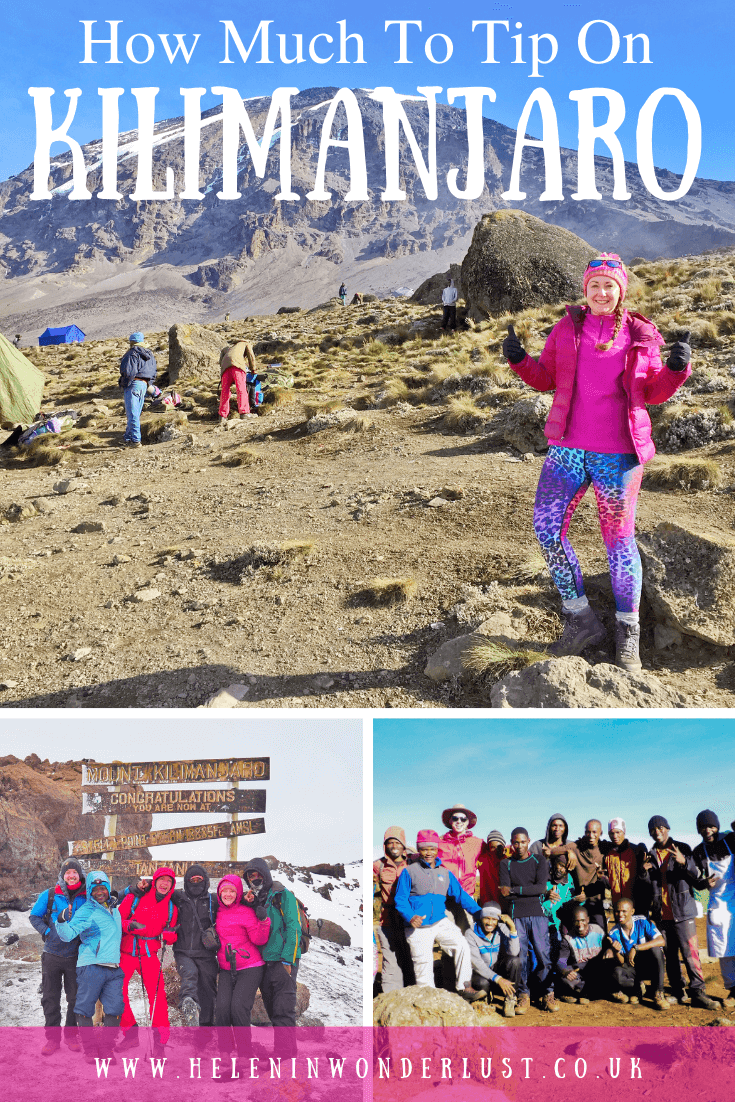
245, 372, 264, 409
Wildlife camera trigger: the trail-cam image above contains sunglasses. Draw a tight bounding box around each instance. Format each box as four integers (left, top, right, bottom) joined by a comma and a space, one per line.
587, 259, 623, 270
452, 814, 468, 821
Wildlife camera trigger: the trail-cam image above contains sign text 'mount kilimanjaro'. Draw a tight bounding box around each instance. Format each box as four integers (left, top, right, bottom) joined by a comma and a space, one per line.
69, 818, 266, 856
82, 758, 270, 786
82, 789, 267, 816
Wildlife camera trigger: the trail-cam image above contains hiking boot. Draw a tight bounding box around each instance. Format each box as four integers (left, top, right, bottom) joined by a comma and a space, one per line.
542, 992, 560, 1013
560, 996, 577, 1004
41, 1038, 60, 1056
691, 992, 720, 1011
116, 1028, 139, 1052
503, 996, 516, 1018
515, 994, 530, 1016
124, 440, 142, 448
65, 1031, 82, 1052
181, 996, 200, 1027
219, 416, 227, 426
462, 982, 485, 1003
628, 995, 640, 1005
610, 991, 629, 1004
615, 620, 642, 672
549, 606, 606, 657
654, 992, 670, 1012
578, 997, 590, 1005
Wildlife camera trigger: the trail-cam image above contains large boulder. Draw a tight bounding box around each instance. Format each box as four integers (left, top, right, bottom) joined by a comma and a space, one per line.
461, 211, 598, 321
168, 323, 224, 384
311, 918, 351, 946
373, 986, 502, 1027
493, 394, 552, 453
489, 657, 687, 709
639, 523, 735, 645
410, 265, 463, 306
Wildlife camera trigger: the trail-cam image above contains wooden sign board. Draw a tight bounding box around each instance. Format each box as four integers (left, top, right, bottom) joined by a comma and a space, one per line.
69, 818, 266, 856
77, 859, 258, 880
82, 758, 269, 786
82, 788, 266, 816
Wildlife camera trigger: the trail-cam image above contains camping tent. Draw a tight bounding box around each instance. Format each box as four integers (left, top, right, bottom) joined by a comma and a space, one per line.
0, 332, 45, 424
39, 325, 85, 345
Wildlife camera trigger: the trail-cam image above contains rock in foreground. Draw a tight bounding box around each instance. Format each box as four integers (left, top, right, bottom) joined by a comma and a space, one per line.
489, 656, 687, 708
373, 985, 501, 1027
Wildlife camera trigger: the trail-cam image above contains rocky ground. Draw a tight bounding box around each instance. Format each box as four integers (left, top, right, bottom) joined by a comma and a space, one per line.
3, 248, 735, 708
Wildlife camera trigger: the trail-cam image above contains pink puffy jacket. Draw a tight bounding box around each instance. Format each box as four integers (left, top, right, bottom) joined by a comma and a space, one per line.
439, 831, 483, 896
215, 874, 271, 971
509, 305, 691, 463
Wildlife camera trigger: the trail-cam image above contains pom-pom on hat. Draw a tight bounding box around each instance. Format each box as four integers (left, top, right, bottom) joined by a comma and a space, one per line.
583, 253, 628, 301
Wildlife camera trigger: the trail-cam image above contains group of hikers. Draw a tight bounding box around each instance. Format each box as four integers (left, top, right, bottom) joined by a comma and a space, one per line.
374, 804, 734, 1017
118, 332, 264, 447
30, 859, 303, 1065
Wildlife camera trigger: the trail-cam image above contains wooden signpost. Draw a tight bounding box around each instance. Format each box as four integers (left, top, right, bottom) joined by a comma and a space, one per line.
71, 756, 269, 873
82, 757, 270, 786
77, 859, 259, 879
69, 818, 266, 857
82, 788, 267, 816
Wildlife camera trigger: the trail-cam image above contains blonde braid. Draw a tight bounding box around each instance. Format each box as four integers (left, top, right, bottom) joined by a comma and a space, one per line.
595, 298, 626, 351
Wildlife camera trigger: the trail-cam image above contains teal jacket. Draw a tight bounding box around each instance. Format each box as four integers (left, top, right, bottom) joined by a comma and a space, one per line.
55, 869, 122, 966
263, 883, 302, 965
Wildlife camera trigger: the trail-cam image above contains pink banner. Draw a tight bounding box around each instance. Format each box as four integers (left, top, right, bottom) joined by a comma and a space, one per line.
4, 1027, 735, 1098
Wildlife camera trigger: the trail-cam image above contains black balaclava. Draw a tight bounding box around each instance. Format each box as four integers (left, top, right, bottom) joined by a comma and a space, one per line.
184, 864, 210, 898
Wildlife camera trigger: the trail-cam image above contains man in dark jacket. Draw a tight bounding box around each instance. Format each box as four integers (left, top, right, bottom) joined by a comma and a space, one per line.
244, 858, 301, 1057
29, 858, 87, 1055
118, 331, 157, 447
172, 864, 220, 1026
639, 815, 718, 1009
499, 828, 558, 1013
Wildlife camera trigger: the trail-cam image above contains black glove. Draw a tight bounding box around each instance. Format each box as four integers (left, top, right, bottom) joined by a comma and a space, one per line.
56, 906, 71, 924
667, 330, 691, 371
502, 325, 526, 365
127, 920, 145, 931
255, 905, 268, 921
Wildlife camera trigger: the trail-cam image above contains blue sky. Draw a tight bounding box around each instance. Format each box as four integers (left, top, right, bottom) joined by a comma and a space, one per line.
373, 717, 735, 854
1, 0, 732, 181
3, 715, 362, 865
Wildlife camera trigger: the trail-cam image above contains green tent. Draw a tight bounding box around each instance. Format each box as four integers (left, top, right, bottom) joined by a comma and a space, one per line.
0, 332, 45, 425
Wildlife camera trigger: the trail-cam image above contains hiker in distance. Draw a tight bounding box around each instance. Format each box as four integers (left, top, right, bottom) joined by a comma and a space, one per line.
118, 331, 157, 448
502, 254, 691, 672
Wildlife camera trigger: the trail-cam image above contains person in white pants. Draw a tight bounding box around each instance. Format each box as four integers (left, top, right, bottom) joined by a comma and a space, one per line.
394, 829, 482, 996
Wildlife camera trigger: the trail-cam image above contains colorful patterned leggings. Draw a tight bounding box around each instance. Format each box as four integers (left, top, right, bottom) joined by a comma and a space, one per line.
533, 446, 644, 614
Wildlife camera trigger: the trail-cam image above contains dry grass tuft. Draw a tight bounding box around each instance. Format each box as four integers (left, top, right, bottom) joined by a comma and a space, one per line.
217, 446, 261, 467
441, 395, 486, 432
353, 576, 417, 605
463, 638, 546, 679
340, 413, 373, 433
506, 547, 549, 583
643, 455, 722, 491
281, 539, 315, 561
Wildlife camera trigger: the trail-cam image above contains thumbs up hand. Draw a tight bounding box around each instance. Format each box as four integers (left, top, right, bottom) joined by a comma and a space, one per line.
502, 324, 526, 365
667, 330, 691, 371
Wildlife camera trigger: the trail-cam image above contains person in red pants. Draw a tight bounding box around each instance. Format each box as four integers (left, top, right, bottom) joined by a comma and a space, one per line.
117, 867, 178, 1052
218, 340, 257, 424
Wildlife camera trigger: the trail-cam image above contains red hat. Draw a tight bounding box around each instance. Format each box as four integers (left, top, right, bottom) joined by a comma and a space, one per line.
417, 830, 440, 849
583, 253, 628, 301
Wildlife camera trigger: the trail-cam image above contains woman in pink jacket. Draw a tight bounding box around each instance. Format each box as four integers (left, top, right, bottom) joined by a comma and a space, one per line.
214, 875, 271, 1031
502, 254, 691, 672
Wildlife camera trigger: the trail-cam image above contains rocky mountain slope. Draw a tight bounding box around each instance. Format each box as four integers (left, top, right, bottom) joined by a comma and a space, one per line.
1, 87, 734, 338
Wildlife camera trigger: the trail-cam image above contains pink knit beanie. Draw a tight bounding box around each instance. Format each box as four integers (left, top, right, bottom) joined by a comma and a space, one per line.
417, 829, 440, 849
583, 253, 628, 301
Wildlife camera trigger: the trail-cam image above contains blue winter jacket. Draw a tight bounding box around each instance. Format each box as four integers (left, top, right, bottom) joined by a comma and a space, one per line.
394, 857, 481, 927
118, 345, 157, 388
55, 870, 123, 966
30, 879, 87, 958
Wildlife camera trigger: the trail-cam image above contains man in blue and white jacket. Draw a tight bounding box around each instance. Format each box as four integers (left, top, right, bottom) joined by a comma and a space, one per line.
464, 902, 521, 1015
55, 868, 124, 1062
394, 829, 482, 996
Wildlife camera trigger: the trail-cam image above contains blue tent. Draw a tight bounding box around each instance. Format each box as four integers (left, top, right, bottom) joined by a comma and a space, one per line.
39, 325, 85, 346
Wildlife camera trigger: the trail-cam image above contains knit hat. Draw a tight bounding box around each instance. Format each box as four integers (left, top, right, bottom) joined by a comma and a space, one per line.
481, 903, 502, 918
510, 827, 529, 840
129, 332, 145, 343
60, 858, 85, 881
696, 809, 720, 832
648, 815, 670, 836
441, 803, 477, 830
608, 817, 626, 834
417, 830, 441, 849
486, 830, 506, 847
583, 253, 628, 301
